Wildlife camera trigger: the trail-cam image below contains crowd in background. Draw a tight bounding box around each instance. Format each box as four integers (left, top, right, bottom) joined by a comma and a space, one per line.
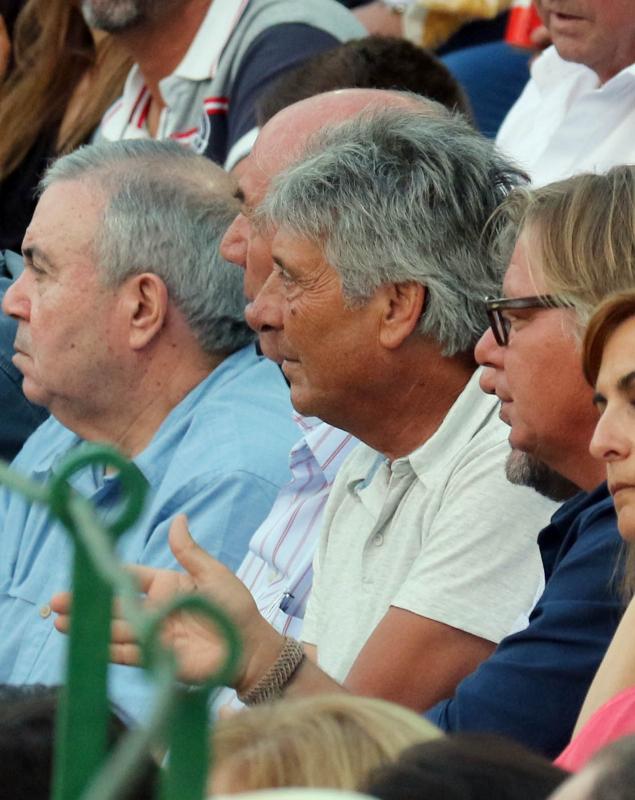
1, 1, 635, 798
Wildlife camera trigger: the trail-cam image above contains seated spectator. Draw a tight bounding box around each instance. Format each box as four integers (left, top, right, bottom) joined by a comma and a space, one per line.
555, 288, 635, 770
364, 733, 567, 800
87, 0, 365, 170
209, 694, 440, 794
0, 0, 131, 252
255, 36, 472, 126
216, 88, 473, 716
0, 684, 158, 799
550, 736, 635, 800
424, 166, 633, 755
0, 139, 299, 722
496, 0, 635, 185
0, 249, 47, 461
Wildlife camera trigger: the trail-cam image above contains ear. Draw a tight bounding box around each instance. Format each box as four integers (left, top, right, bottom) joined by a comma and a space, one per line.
378, 281, 425, 350
123, 273, 169, 351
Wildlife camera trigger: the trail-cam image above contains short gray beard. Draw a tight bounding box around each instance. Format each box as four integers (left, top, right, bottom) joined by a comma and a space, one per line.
81, 1, 149, 32
505, 450, 580, 502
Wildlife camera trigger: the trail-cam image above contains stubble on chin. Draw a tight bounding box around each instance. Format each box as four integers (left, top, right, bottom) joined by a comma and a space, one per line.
505, 449, 580, 502
80, 0, 147, 32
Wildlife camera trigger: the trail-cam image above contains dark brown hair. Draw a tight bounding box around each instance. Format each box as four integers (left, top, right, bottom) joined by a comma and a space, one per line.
256, 35, 472, 126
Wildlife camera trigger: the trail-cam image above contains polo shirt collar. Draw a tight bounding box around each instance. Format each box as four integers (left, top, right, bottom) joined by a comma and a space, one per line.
345, 369, 498, 494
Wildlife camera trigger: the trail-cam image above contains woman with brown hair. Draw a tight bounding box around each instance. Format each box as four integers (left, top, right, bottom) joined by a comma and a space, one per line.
551, 289, 635, 773
0, 0, 130, 252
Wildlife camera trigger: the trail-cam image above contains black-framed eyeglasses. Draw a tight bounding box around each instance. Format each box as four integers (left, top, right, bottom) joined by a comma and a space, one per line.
485, 295, 574, 346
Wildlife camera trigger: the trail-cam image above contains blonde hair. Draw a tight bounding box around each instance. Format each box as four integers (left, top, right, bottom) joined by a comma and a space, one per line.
0, 0, 131, 180
497, 166, 635, 328
209, 694, 440, 794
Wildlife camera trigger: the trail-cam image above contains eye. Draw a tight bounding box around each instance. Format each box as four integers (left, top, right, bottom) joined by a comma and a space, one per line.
26, 262, 46, 280
273, 263, 296, 290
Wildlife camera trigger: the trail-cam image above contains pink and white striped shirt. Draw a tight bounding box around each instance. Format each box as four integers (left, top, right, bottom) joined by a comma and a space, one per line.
236, 415, 357, 639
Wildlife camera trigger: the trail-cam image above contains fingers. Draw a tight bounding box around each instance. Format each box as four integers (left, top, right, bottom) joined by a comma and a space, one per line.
50, 591, 71, 615
169, 514, 224, 583
111, 642, 142, 668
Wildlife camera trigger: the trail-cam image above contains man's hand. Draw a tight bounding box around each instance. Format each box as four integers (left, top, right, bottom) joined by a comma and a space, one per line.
51, 515, 285, 692
354, 1, 405, 38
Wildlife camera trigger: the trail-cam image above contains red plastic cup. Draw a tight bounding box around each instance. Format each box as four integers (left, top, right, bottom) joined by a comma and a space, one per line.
505, 1, 543, 48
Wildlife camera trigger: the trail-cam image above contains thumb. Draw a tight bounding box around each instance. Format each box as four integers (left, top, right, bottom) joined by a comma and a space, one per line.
168, 514, 218, 583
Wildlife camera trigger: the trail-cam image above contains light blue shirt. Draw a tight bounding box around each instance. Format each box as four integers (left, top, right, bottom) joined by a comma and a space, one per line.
0, 344, 297, 720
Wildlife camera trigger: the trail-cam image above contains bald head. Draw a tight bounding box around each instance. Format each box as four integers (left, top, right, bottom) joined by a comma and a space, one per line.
220, 89, 447, 362
250, 88, 445, 189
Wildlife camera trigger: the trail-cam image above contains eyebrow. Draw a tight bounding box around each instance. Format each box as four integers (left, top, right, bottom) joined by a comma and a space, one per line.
618, 371, 635, 393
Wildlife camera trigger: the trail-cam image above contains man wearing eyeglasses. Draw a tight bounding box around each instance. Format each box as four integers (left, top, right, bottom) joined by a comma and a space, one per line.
422, 225, 623, 757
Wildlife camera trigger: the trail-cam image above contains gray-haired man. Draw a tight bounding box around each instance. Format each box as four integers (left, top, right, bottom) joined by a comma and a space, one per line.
0, 139, 298, 721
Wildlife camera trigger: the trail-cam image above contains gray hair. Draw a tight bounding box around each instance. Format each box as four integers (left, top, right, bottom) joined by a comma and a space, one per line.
41, 139, 254, 357
259, 108, 527, 356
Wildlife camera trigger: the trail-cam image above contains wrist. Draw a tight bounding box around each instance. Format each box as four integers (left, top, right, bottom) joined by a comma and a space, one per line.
237, 633, 305, 705
234, 618, 286, 696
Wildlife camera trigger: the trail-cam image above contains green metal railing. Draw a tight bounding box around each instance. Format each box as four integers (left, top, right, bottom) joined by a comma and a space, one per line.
0, 444, 241, 800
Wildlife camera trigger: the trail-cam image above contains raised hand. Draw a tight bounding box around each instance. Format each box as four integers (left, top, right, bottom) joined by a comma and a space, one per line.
51, 514, 285, 691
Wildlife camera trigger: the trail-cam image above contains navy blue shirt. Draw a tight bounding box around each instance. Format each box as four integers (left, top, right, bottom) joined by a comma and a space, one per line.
204, 23, 339, 165
425, 484, 623, 758
0, 251, 48, 461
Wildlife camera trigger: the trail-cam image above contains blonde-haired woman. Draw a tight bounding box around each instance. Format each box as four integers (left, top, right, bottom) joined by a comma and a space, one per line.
209, 694, 440, 794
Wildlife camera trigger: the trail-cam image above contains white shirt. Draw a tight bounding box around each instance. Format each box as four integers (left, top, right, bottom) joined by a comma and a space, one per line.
302, 370, 558, 683
496, 46, 635, 187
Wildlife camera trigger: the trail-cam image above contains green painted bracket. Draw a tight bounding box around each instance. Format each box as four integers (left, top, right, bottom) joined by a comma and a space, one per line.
0, 444, 242, 800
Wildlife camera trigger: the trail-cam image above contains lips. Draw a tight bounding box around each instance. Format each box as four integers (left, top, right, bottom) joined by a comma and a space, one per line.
609, 483, 635, 498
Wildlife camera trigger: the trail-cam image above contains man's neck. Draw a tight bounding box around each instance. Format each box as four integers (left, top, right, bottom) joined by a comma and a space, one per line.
337, 346, 475, 462
56, 349, 225, 460
114, 0, 212, 111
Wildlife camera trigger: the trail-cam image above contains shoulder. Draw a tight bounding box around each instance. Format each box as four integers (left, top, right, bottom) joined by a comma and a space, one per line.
231, 0, 366, 38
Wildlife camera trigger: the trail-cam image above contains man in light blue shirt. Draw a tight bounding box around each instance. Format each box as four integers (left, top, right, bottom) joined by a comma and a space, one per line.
0, 139, 297, 720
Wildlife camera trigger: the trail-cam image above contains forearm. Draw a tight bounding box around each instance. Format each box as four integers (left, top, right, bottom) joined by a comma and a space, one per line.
236, 619, 345, 703
574, 597, 635, 735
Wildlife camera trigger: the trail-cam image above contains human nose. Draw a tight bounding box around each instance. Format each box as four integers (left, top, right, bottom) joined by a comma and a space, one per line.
244, 271, 284, 334
2, 270, 30, 321
589, 407, 631, 462
474, 326, 504, 395
475, 325, 505, 369
220, 213, 248, 267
